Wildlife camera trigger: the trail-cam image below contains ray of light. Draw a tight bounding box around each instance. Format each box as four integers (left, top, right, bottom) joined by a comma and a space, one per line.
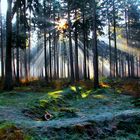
99, 36, 140, 56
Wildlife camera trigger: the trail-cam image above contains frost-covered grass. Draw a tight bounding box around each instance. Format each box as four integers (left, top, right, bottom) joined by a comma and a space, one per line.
0, 82, 140, 139
0, 91, 45, 108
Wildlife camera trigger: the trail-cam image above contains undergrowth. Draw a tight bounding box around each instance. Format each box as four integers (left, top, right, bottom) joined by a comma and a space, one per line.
0, 122, 32, 140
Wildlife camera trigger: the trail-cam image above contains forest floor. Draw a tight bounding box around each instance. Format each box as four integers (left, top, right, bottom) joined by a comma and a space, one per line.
0, 78, 140, 140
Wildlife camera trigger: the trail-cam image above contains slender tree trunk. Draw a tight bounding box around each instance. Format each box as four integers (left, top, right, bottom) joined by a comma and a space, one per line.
4, 0, 13, 90
107, 2, 112, 77
109, 25, 112, 77
53, 33, 56, 79
92, 0, 99, 88
68, 4, 74, 82
44, 31, 48, 82
118, 51, 121, 77
124, 58, 126, 77
64, 59, 66, 78
86, 31, 90, 80
24, 49, 28, 80
121, 55, 124, 77
16, 47, 20, 82
83, 11, 87, 80
138, 56, 140, 77
28, 11, 31, 79
16, 8, 20, 84
49, 32, 52, 80
61, 55, 64, 78
131, 55, 134, 77
23, 0, 28, 81
137, 56, 139, 78
127, 56, 131, 77
101, 52, 104, 77
74, 22, 79, 81
113, 0, 118, 77
53, 8, 56, 79
12, 50, 16, 79
0, 0, 4, 79
126, 8, 131, 77
67, 58, 70, 78
43, 1, 48, 82
20, 61, 23, 78
55, 33, 59, 79
56, 36, 59, 79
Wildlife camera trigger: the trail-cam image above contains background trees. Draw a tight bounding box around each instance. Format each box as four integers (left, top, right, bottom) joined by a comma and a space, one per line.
0, 0, 140, 90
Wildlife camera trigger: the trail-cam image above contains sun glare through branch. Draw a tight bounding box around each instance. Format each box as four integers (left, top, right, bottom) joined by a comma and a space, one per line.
55, 19, 69, 31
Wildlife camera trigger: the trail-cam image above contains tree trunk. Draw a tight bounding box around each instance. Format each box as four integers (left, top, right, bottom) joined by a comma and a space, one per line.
113, 0, 118, 77
131, 55, 134, 77
56, 35, 59, 79
92, 0, 99, 88
101, 52, 104, 77
49, 32, 52, 80
12, 50, 16, 79
43, 0, 48, 82
53, 32, 56, 79
121, 55, 124, 77
83, 11, 87, 80
125, 7, 131, 77
28, 11, 31, 79
107, 2, 112, 77
68, 4, 74, 82
53, 7, 56, 79
0, 0, 4, 79
74, 21, 79, 81
23, 0, 28, 81
4, 0, 13, 90
24, 49, 28, 80
44, 31, 48, 82
16, 8, 20, 84
86, 31, 90, 80
136, 57, 139, 78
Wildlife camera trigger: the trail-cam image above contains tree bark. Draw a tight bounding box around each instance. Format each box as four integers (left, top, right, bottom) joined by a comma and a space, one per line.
107, 1, 112, 77
113, 0, 118, 77
92, 0, 99, 88
0, 0, 4, 79
74, 21, 79, 81
83, 11, 87, 80
4, 0, 13, 90
49, 32, 52, 80
68, 3, 74, 82
16, 8, 20, 84
44, 31, 48, 82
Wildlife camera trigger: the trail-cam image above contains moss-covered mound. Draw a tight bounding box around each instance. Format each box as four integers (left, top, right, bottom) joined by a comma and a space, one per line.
22, 88, 80, 121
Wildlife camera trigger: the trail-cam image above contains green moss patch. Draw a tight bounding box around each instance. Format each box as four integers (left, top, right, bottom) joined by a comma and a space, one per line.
22, 88, 79, 120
